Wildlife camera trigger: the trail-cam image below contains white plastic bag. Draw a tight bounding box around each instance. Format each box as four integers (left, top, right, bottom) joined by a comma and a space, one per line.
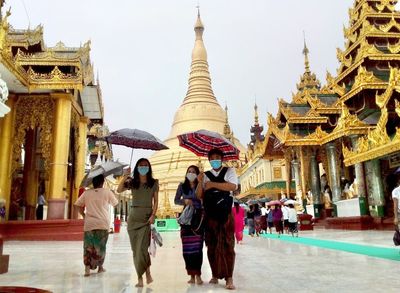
149, 237, 157, 257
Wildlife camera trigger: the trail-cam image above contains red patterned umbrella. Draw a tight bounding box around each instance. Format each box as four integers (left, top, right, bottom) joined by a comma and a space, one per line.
177, 129, 240, 161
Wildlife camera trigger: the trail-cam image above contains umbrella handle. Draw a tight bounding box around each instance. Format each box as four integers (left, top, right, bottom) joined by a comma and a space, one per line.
129, 149, 134, 168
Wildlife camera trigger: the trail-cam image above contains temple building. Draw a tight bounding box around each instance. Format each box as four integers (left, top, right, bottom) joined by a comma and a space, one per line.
237, 103, 290, 201
150, 12, 246, 218
260, 0, 400, 229
0, 4, 109, 221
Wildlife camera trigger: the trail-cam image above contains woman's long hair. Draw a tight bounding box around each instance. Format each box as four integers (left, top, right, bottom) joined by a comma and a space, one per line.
131, 158, 156, 190
181, 165, 200, 195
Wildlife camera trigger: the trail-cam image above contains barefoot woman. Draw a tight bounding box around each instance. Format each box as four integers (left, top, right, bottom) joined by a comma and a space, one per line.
118, 158, 159, 287
174, 165, 204, 285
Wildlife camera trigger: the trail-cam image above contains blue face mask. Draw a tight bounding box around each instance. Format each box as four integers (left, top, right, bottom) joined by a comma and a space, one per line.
137, 166, 149, 176
210, 160, 222, 170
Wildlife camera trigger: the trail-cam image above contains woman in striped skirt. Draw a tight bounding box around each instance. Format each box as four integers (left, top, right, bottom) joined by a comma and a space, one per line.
174, 165, 204, 285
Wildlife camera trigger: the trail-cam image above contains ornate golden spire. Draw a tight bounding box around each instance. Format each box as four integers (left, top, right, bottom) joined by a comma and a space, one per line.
303, 33, 311, 74
296, 34, 321, 93
223, 104, 233, 139
182, 11, 218, 106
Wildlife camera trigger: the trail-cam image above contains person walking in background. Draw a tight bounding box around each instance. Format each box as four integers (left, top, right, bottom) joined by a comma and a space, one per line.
281, 204, 289, 234
232, 201, 245, 244
196, 148, 238, 290
287, 204, 299, 237
272, 205, 283, 237
174, 165, 204, 285
247, 205, 255, 237
260, 202, 268, 234
117, 158, 159, 288
253, 204, 262, 237
267, 205, 274, 234
392, 179, 400, 228
36, 186, 46, 220
74, 174, 118, 277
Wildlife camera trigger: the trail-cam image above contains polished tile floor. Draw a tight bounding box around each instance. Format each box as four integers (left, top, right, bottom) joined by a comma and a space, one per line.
1, 226, 400, 293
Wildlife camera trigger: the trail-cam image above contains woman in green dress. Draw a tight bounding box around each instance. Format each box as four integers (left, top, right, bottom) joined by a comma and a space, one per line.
117, 158, 159, 288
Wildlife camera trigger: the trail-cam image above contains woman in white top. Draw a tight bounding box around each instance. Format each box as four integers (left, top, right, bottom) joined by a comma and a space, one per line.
74, 174, 119, 277
287, 204, 298, 237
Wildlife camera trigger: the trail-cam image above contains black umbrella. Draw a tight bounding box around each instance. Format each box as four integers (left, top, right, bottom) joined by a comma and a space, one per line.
105, 128, 168, 166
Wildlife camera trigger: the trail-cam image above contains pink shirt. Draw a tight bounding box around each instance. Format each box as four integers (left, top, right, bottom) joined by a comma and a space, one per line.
74, 188, 118, 231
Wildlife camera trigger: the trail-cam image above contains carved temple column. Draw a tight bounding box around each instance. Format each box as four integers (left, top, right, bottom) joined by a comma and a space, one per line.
48, 93, 72, 219
310, 151, 322, 218
72, 116, 89, 219
350, 135, 368, 215
0, 96, 15, 220
292, 159, 301, 192
365, 159, 385, 217
22, 128, 39, 220
325, 142, 341, 210
284, 151, 291, 197
299, 147, 308, 194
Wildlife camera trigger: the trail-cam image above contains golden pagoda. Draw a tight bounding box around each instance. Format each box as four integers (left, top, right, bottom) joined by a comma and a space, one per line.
150, 12, 245, 218
0, 3, 109, 221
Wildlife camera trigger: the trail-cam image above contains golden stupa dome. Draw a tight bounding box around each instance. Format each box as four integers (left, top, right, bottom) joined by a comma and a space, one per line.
150, 12, 246, 217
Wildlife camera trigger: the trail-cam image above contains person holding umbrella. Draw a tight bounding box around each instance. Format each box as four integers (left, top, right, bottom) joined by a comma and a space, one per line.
117, 158, 159, 288
196, 148, 238, 290
74, 175, 119, 277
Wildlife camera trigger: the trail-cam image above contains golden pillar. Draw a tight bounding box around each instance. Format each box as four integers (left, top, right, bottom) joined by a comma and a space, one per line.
72, 116, 88, 219
22, 128, 39, 220
0, 96, 15, 220
47, 93, 72, 219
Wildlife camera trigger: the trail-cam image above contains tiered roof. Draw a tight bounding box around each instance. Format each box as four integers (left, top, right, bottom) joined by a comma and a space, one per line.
0, 9, 94, 91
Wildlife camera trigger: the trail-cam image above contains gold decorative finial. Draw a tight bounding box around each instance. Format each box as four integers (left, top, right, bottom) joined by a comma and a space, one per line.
303, 31, 310, 74
254, 102, 259, 125
196, 2, 200, 17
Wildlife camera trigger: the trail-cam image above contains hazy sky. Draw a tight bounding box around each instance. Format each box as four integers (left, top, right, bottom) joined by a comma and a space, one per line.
8, 0, 366, 163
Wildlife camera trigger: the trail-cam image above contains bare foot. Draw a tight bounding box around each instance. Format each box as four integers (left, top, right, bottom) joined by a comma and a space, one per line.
225, 278, 236, 290
135, 278, 144, 288
195, 275, 203, 285
98, 266, 106, 273
209, 277, 218, 284
146, 272, 153, 285
188, 275, 195, 284
84, 266, 90, 277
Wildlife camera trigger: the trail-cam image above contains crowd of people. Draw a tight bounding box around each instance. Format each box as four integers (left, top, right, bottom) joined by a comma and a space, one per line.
237, 201, 299, 239
74, 148, 239, 290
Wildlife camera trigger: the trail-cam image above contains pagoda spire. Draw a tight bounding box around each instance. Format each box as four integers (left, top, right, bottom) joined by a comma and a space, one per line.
303, 33, 311, 74
182, 10, 219, 106
223, 104, 233, 140
254, 102, 259, 125
296, 34, 321, 93
249, 102, 264, 148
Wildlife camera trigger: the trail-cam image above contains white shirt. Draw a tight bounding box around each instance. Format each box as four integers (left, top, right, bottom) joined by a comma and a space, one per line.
203, 167, 238, 195
38, 195, 46, 205
261, 207, 268, 216
288, 208, 298, 223
282, 206, 289, 220
392, 186, 400, 212
75, 188, 118, 231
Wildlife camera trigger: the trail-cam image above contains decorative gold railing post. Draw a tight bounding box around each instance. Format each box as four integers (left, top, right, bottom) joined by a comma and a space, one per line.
47, 93, 72, 219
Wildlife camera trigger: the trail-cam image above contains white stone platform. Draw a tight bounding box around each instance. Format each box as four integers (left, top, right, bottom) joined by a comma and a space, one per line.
0, 225, 400, 292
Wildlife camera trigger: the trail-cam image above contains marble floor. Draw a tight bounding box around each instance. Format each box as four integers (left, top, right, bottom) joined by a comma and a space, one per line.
1, 226, 400, 293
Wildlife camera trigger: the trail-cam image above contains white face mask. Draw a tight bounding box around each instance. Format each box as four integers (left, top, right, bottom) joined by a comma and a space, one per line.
186, 173, 197, 182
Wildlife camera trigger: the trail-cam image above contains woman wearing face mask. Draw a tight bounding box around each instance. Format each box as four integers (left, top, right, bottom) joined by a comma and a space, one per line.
117, 158, 159, 288
174, 165, 204, 285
